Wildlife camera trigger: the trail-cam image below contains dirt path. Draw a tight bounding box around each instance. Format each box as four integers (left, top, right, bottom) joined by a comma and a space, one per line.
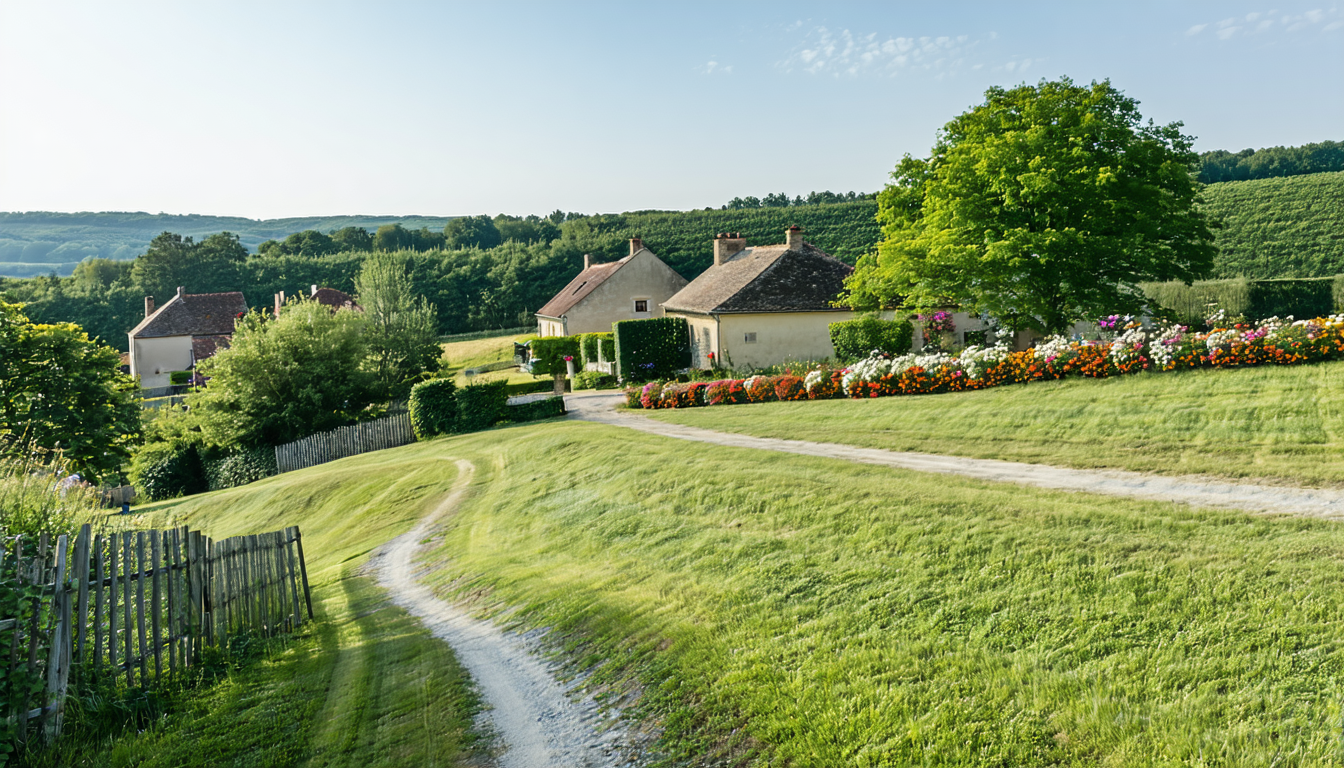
374, 459, 637, 768
565, 391, 1344, 519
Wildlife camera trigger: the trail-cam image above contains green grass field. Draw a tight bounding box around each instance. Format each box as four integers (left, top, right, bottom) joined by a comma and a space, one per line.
440, 331, 538, 387
53, 412, 1344, 766
647, 360, 1344, 488
42, 453, 484, 768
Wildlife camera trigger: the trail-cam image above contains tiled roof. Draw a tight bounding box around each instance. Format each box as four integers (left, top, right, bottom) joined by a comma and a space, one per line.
312, 288, 360, 311
535, 254, 634, 319
129, 291, 248, 339
191, 335, 232, 362
662, 242, 853, 314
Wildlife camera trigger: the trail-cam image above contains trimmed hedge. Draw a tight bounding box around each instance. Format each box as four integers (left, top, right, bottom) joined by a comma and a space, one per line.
457, 380, 509, 432
579, 333, 612, 367
614, 316, 691, 382
573, 371, 618, 390
503, 379, 554, 397
505, 396, 567, 422
205, 447, 277, 491
599, 336, 616, 363
1143, 277, 1338, 326
529, 336, 581, 376
1248, 279, 1334, 322
829, 316, 914, 361
409, 378, 460, 439
129, 441, 208, 501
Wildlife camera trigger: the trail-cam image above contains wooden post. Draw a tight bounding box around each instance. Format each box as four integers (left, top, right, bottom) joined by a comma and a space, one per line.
122, 532, 134, 687
73, 525, 91, 665
109, 536, 120, 683
136, 531, 148, 687
294, 527, 313, 621
151, 531, 163, 680
9, 537, 24, 743
169, 528, 183, 672
94, 534, 106, 671
43, 534, 71, 743
285, 528, 302, 629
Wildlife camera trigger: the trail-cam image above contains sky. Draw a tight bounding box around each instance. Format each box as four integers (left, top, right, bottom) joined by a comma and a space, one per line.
0, 1, 1340, 220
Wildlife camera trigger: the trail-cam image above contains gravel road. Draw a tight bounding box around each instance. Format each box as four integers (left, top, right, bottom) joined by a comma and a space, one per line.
564, 390, 1344, 519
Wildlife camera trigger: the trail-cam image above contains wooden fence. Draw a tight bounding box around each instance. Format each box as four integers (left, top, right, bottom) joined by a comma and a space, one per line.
273, 411, 415, 474
0, 523, 312, 746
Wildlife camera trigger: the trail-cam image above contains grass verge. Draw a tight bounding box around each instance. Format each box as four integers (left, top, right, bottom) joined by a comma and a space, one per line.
37, 453, 483, 768
645, 360, 1344, 487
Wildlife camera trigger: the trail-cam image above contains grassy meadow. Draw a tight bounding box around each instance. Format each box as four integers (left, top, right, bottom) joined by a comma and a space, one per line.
440, 330, 537, 387
647, 360, 1344, 488
49, 414, 1344, 766
42, 453, 484, 768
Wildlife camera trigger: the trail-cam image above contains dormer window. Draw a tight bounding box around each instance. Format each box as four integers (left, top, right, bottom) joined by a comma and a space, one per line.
633, 299, 649, 313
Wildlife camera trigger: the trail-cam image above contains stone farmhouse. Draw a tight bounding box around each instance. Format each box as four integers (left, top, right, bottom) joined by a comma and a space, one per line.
128, 287, 247, 394
663, 227, 856, 369
273, 285, 361, 316
535, 238, 687, 337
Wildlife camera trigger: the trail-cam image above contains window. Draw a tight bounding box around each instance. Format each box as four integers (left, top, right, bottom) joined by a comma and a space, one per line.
744, 332, 757, 343
633, 299, 649, 313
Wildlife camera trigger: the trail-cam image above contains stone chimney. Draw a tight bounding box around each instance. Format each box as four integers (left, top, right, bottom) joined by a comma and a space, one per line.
785, 225, 804, 250
713, 232, 747, 266
311, 284, 319, 297
144, 296, 155, 318
583, 253, 592, 270
176, 286, 185, 298
629, 237, 643, 256
274, 292, 282, 317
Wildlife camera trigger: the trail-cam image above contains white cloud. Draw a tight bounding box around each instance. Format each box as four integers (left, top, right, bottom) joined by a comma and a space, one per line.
1325, 20, 1344, 30
1186, 23, 1208, 35
777, 25, 995, 78
699, 59, 731, 75
1217, 25, 1241, 39
1187, 7, 1340, 40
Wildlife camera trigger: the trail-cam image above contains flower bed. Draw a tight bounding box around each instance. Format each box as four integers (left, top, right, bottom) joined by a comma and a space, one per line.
624, 315, 1344, 409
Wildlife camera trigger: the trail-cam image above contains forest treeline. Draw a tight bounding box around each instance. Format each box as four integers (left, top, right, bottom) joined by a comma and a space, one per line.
1198, 140, 1343, 184
2, 168, 1341, 351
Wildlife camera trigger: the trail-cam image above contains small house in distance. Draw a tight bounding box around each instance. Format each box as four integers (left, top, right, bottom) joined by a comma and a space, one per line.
534, 238, 687, 336
273, 285, 361, 316
128, 287, 248, 394
662, 226, 855, 369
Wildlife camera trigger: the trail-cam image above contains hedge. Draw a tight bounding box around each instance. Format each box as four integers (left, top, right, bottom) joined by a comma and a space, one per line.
503, 379, 554, 397
579, 332, 612, 366
829, 316, 914, 361
599, 336, 616, 363
129, 441, 208, 501
505, 396, 567, 423
1142, 277, 1338, 326
409, 378, 460, 439
573, 371, 618, 390
614, 316, 690, 382
529, 336, 581, 376
457, 380, 509, 432
205, 447, 277, 491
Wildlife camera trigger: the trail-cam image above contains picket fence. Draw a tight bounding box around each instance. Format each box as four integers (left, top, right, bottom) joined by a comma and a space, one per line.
273, 411, 415, 474
0, 523, 312, 746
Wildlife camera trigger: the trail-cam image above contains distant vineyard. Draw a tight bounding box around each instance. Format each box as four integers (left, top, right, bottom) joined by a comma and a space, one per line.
1200, 170, 1344, 278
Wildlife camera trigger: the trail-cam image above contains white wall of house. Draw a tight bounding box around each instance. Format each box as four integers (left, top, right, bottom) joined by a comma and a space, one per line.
682, 311, 857, 370
536, 317, 567, 337
129, 334, 192, 390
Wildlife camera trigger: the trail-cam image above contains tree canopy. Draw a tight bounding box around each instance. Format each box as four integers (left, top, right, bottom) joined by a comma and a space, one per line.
844, 78, 1218, 334
0, 302, 140, 482
354, 251, 442, 400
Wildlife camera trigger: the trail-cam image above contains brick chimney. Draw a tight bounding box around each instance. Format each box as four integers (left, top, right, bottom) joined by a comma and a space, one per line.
785, 225, 804, 250
144, 295, 155, 318
583, 253, 592, 270
629, 237, 643, 256
713, 232, 747, 266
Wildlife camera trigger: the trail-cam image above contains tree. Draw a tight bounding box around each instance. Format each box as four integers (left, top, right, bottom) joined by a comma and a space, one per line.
131, 231, 247, 299
353, 251, 441, 400
844, 78, 1217, 334
443, 215, 502, 250
373, 224, 413, 252
331, 226, 374, 252
0, 302, 141, 482
189, 303, 376, 448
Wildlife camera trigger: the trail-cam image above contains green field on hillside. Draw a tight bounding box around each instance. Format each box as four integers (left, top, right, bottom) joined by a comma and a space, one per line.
648, 360, 1344, 488
43, 454, 483, 768
63, 418, 1344, 766
1201, 170, 1344, 278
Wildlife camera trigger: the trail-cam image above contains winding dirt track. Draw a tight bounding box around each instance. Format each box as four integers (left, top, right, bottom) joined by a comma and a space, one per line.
373, 459, 632, 768
565, 391, 1344, 519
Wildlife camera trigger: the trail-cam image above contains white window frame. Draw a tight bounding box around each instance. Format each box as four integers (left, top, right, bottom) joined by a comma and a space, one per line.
632, 297, 651, 314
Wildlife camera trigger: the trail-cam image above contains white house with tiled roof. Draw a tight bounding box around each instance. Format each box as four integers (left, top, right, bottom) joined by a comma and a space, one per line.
128, 287, 248, 393
534, 238, 687, 336
663, 226, 855, 369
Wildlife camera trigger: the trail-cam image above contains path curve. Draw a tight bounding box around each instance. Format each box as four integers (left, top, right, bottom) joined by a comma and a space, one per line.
565, 391, 1344, 519
374, 458, 633, 768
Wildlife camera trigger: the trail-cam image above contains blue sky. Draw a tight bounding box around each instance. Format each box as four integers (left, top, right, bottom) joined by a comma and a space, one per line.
0, 1, 1339, 219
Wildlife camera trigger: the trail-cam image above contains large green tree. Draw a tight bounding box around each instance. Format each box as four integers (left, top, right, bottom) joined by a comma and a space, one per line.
189, 302, 377, 448
0, 302, 141, 482
131, 231, 248, 299
353, 251, 441, 400
844, 78, 1217, 334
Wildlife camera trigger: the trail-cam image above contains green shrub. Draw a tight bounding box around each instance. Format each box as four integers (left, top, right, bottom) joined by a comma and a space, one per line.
409, 378, 460, 438
829, 316, 914, 361
579, 333, 610, 366
168, 370, 192, 386
599, 336, 616, 363
614, 317, 691, 382
457, 380, 509, 432
204, 447, 277, 491
1143, 277, 1337, 325
1247, 278, 1334, 321
129, 441, 208, 501
529, 336, 581, 376
573, 371, 618, 390
505, 396, 566, 423
0, 447, 94, 539
503, 379, 554, 397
